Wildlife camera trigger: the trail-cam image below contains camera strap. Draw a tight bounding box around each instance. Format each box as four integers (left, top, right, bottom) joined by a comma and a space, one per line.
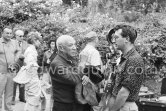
3, 43, 9, 71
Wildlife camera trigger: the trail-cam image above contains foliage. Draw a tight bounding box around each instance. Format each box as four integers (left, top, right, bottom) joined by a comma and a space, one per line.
0, 0, 166, 73
0, 0, 166, 94
123, 11, 142, 23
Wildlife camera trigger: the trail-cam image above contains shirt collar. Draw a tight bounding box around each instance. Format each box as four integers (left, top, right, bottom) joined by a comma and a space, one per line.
86, 44, 96, 49
1, 38, 11, 44
58, 52, 75, 65
48, 49, 54, 53
28, 44, 36, 50
121, 48, 136, 60
17, 40, 22, 43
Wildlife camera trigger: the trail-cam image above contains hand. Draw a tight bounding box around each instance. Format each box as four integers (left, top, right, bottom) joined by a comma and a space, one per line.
82, 75, 90, 85
47, 59, 51, 64
46, 87, 52, 94
19, 54, 24, 59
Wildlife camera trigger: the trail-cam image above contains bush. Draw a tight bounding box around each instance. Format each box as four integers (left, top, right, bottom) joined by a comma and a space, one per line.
123, 11, 141, 23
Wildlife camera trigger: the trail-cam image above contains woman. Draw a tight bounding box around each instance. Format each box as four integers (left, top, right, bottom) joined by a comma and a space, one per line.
43, 39, 57, 74
42, 39, 56, 111
13, 31, 48, 111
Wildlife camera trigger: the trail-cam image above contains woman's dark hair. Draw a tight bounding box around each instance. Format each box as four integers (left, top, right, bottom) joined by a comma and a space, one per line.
48, 38, 57, 62
106, 28, 115, 44
48, 39, 56, 49
107, 25, 137, 44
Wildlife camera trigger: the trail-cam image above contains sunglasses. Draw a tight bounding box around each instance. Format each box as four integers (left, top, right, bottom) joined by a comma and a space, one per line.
16, 35, 24, 38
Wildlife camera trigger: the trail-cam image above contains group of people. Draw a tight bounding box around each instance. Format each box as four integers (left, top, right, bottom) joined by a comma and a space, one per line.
0, 24, 145, 111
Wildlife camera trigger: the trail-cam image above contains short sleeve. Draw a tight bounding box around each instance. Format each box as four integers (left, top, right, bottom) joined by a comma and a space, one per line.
121, 57, 144, 92
90, 50, 102, 66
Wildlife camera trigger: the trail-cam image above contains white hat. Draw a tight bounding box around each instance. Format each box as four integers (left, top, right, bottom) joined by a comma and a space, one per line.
85, 31, 98, 40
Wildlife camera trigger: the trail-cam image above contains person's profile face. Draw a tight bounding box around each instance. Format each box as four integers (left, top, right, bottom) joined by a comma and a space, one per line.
63, 39, 77, 58
113, 29, 125, 51
95, 37, 99, 45
15, 30, 24, 42
34, 39, 41, 48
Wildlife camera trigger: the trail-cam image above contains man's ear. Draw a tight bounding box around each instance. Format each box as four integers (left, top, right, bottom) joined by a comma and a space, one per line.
58, 45, 64, 52
125, 36, 130, 43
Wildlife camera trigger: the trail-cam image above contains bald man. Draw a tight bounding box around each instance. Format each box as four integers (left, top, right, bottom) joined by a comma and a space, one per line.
15, 30, 28, 54
50, 35, 90, 111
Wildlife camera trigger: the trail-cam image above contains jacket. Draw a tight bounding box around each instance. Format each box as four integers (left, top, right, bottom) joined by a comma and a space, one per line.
50, 53, 82, 103
0, 38, 20, 73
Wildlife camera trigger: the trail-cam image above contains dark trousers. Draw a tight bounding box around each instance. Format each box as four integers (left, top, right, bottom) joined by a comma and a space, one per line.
161, 78, 166, 95
52, 101, 74, 111
73, 103, 91, 111
12, 82, 25, 101
52, 101, 91, 111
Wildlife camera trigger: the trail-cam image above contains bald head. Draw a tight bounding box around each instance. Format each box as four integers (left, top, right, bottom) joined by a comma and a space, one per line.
15, 30, 24, 35
56, 35, 77, 58
56, 35, 75, 50
85, 31, 98, 42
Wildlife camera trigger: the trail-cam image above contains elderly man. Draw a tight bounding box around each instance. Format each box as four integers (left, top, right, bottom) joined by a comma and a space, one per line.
105, 25, 145, 111
0, 27, 20, 111
12, 29, 28, 104
50, 35, 90, 111
79, 31, 104, 111
79, 31, 102, 71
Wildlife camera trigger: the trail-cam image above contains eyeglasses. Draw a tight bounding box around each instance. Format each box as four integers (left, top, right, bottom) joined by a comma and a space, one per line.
16, 35, 24, 38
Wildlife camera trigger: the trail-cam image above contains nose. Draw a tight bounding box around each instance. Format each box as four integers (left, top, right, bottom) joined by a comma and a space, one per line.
8, 33, 12, 37
72, 45, 77, 50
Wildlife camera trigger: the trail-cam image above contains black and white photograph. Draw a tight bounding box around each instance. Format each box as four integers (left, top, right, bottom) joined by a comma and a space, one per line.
0, 0, 166, 111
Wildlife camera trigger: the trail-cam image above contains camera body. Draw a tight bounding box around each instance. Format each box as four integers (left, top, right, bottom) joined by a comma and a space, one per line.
8, 64, 16, 72
96, 46, 111, 65
8, 57, 24, 73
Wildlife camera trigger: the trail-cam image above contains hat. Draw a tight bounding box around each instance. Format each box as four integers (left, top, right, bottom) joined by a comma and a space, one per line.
85, 31, 98, 41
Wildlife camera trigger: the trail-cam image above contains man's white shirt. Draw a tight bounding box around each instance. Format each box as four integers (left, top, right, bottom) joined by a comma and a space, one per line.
79, 44, 102, 67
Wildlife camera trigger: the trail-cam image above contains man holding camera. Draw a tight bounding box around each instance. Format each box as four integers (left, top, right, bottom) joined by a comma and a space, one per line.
104, 25, 145, 111
0, 27, 20, 111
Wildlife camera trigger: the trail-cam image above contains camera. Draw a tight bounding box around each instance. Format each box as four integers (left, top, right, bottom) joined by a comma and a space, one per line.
8, 64, 16, 72
8, 57, 24, 73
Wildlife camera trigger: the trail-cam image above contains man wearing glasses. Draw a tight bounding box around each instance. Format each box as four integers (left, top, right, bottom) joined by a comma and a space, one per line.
104, 25, 145, 111
12, 29, 28, 105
